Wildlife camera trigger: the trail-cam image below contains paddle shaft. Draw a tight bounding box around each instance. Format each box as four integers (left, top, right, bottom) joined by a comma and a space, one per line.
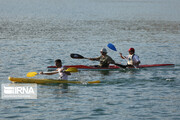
107, 43, 127, 62
27, 67, 78, 77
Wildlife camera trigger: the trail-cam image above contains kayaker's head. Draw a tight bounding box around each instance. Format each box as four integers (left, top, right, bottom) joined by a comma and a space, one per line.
128, 48, 135, 55
55, 59, 62, 68
100, 48, 107, 55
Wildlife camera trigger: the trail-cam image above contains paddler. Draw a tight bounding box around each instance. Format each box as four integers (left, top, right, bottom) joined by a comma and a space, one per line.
119, 48, 141, 68
88, 48, 115, 67
39, 59, 71, 80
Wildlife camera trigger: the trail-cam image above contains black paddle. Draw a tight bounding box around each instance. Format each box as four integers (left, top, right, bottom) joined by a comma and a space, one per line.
70, 53, 88, 59
114, 63, 127, 68
70, 53, 127, 68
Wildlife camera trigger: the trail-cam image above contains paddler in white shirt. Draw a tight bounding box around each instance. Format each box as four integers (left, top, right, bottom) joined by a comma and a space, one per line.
119, 48, 141, 68
39, 59, 71, 80
88, 48, 115, 67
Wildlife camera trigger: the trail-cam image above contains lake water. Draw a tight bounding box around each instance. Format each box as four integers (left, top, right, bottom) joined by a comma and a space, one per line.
0, 0, 180, 119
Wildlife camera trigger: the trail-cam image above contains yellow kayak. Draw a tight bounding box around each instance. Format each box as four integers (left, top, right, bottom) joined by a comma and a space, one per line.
8, 77, 100, 84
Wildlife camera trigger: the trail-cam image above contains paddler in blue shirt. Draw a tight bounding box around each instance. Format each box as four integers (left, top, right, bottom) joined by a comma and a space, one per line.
88, 48, 115, 67
39, 59, 71, 80
119, 48, 141, 68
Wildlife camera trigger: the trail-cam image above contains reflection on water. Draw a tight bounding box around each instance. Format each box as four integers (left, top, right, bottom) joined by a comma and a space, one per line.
52, 84, 69, 98
99, 71, 110, 75
39, 83, 74, 98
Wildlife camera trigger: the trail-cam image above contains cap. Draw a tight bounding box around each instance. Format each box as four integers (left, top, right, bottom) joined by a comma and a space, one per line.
100, 48, 107, 53
128, 48, 135, 53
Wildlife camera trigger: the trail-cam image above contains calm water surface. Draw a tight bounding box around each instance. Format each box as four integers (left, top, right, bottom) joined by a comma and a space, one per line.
0, 0, 180, 119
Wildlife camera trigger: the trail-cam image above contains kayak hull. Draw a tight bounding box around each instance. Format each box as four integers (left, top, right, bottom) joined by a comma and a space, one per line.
47, 64, 175, 71
8, 77, 100, 84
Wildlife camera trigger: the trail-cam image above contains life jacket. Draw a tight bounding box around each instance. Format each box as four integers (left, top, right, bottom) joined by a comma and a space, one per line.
127, 54, 135, 65
99, 55, 114, 67
57, 66, 68, 80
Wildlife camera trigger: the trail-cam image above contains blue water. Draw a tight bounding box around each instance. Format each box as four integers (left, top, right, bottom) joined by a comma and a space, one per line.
0, 0, 180, 119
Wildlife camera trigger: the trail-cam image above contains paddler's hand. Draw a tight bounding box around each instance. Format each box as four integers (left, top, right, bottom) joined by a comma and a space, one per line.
120, 53, 126, 59
88, 58, 93, 61
119, 53, 122, 56
88, 58, 99, 61
39, 71, 43, 75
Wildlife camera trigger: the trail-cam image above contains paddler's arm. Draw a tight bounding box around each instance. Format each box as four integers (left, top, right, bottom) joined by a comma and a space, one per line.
39, 71, 58, 75
133, 56, 141, 66
88, 57, 100, 61
119, 53, 127, 59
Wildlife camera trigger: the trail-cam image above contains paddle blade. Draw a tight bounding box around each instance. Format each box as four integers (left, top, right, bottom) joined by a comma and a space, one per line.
70, 54, 85, 59
88, 80, 100, 84
26, 72, 38, 77
65, 67, 78, 72
107, 43, 117, 51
